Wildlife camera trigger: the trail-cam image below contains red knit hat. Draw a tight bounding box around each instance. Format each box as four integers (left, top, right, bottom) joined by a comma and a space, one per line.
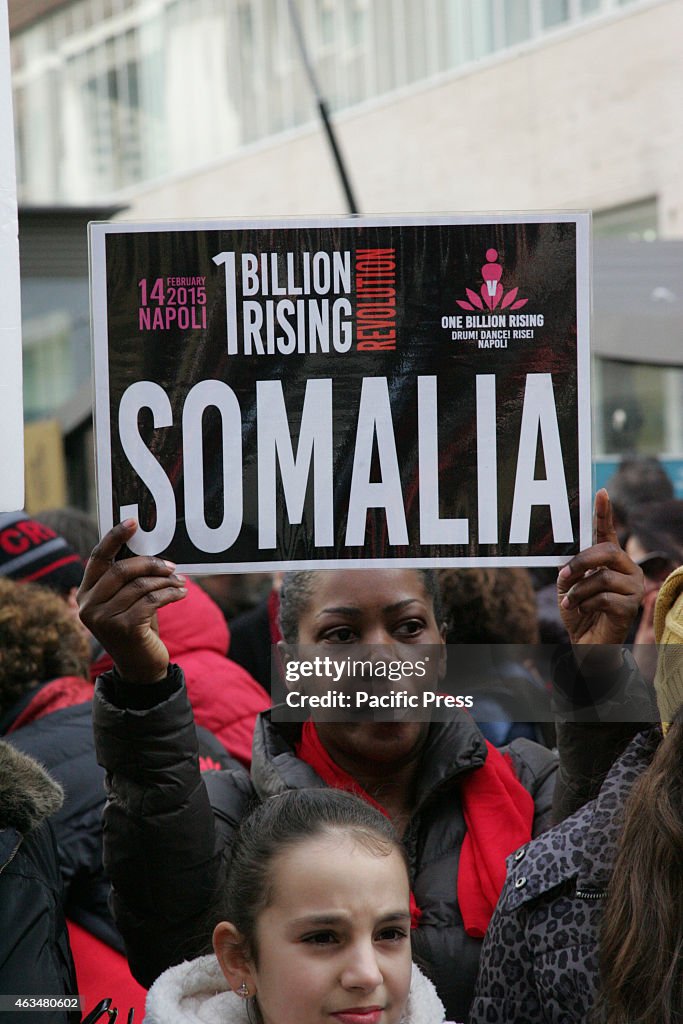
0, 512, 84, 595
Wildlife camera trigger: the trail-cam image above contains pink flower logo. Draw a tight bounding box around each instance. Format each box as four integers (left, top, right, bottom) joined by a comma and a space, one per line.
456, 248, 528, 311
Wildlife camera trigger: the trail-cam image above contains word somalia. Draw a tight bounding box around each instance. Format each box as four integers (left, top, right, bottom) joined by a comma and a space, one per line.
118, 371, 574, 556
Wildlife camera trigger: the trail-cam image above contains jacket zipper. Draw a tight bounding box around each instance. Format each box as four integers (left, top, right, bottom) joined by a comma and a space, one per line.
0, 834, 23, 876
575, 889, 608, 900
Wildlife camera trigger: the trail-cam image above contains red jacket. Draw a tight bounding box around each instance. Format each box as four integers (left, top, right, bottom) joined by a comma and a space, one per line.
93, 580, 270, 766
160, 580, 270, 765
67, 921, 147, 1021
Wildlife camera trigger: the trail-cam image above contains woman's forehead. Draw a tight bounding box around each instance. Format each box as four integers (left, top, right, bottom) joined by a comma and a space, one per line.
268, 832, 409, 903
307, 568, 432, 607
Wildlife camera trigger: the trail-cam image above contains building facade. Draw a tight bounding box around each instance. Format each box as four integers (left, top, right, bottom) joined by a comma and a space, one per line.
10, 0, 683, 503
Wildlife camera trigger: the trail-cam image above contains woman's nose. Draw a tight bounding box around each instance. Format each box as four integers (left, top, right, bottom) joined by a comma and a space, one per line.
363, 626, 393, 646
340, 942, 384, 992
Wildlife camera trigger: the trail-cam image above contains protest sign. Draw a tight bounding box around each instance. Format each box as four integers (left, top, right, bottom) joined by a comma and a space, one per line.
90, 213, 590, 571
0, 0, 25, 512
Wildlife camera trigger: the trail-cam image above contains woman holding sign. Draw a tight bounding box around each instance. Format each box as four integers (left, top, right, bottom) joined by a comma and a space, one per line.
80, 494, 643, 1022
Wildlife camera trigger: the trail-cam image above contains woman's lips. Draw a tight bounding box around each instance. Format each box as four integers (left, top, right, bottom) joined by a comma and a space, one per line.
331, 1007, 383, 1024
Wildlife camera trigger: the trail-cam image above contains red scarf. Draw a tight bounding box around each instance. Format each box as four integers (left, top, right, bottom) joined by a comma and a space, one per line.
457, 743, 534, 937
7, 676, 94, 733
296, 720, 533, 939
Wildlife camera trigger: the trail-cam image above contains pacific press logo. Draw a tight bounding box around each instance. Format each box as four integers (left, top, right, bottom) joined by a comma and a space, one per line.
441, 248, 543, 349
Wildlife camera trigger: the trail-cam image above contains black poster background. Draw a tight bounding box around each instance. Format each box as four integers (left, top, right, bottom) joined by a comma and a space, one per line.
96, 219, 586, 568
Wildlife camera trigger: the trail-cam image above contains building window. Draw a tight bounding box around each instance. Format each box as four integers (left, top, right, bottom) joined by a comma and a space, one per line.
541, 0, 570, 29
594, 198, 659, 241
11, 0, 662, 202
504, 1, 532, 45
595, 359, 674, 456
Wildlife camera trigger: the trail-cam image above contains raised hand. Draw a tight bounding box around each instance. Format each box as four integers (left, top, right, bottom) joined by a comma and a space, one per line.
78, 519, 187, 682
557, 489, 643, 648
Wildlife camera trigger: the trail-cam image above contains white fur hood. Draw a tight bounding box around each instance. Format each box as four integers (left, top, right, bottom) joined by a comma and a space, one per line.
144, 955, 457, 1024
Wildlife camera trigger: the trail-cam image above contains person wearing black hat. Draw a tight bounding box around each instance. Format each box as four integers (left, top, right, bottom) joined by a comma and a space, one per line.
0, 511, 85, 594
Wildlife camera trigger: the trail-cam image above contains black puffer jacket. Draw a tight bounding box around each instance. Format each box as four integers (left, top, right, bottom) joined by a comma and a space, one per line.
4, 681, 239, 950
0, 742, 79, 1023
4, 697, 119, 948
93, 666, 557, 1023
469, 728, 661, 1024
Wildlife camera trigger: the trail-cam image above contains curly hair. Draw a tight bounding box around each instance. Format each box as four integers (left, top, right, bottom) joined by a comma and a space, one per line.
0, 578, 90, 717
437, 567, 539, 645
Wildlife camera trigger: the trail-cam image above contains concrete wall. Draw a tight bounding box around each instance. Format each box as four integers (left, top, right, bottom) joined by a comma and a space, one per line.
119, 0, 683, 234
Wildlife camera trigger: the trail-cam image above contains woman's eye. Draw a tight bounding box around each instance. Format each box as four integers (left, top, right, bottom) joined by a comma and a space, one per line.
394, 619, 425, 638
322, 626, 356, 643
302, 931, 338, 945
376, 927, 408, 943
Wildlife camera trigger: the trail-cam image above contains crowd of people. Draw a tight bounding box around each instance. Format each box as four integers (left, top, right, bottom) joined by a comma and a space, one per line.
0, 460, 681, 1024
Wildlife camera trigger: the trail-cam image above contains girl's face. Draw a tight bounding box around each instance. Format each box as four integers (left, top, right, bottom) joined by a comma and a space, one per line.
215, 833, 413, 1024
292, 568, 446, 769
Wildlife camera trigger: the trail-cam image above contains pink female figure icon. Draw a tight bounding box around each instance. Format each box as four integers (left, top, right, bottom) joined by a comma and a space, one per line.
481, 248, 503, 309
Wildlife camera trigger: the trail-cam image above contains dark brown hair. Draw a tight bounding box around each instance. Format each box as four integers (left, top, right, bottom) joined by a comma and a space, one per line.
0, 577, 90, 716
599, 712, 683, 1024
627, 499, 683, 565
219, 788, 408, 964
438, 567, 539, 645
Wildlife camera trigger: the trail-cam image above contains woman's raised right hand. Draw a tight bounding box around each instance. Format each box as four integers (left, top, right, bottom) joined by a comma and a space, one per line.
78, 519, 187, 683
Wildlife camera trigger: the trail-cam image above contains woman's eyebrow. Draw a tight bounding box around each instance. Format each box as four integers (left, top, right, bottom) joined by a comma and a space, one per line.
315, 598, 425, 618
289, 912, 348, 926
382, 598, 424, 613
289, 910, 411, 927
315, 606, 360, 618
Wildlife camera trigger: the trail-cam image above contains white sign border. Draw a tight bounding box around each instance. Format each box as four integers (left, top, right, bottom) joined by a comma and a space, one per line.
0, 0, 24, 512
89, 211, 592, 570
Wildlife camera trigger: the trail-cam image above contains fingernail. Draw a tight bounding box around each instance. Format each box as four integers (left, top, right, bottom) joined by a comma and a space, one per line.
560, 596, 570, 609
163, 560, 176, 570
176, 574, 186, 583
121, 518, 136, 528
558, 565, 571, 578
